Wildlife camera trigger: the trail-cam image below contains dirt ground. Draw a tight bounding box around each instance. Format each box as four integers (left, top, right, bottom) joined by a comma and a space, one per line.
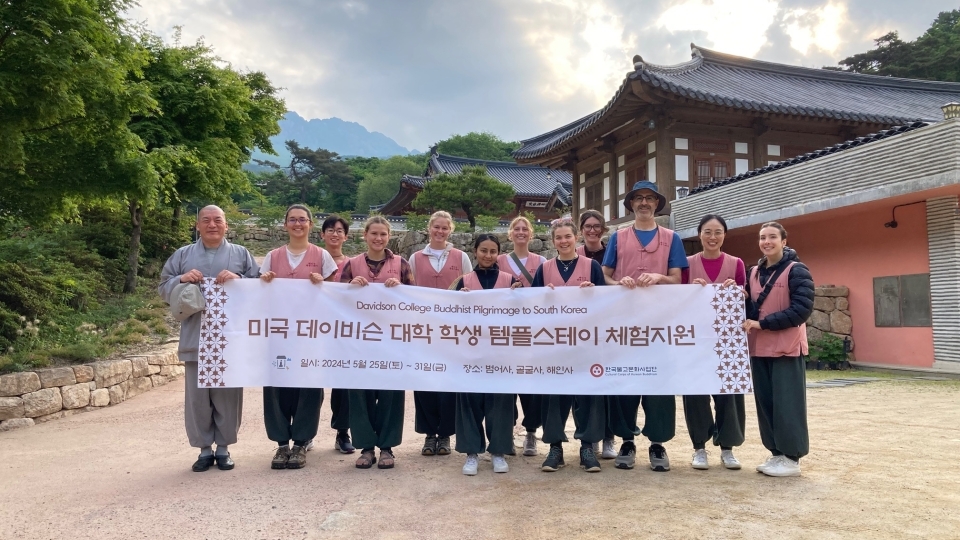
0, 373, 958, 540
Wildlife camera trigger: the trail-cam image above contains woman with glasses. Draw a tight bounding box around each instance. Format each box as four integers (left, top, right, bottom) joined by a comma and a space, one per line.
681, 214, 747, 471
259, 204, 339, 470
530, 218, 607, 473
320, 215, 356, 455
408, 211, 473, 457
496, 216, 546, 456
339, 215, 415, 470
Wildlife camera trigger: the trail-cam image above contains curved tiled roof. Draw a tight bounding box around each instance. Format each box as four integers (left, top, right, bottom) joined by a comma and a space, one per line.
515, 45, 960, 160
430, 154, 573, 200
687, 122, 929, 196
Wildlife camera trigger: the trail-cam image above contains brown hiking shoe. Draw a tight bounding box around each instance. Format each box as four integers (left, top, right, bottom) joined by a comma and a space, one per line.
286, 445, 307, 469
271, 446, 290, 470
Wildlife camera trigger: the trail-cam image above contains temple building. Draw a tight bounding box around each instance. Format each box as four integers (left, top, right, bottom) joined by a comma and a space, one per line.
514, 44, 960, 227
374, 152, 572, 222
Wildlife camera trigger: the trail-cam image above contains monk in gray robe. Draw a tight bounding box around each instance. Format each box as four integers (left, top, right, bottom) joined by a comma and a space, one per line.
159, 205, 259, 472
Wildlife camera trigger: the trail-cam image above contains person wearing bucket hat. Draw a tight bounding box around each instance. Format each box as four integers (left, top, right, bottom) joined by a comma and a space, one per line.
601, 180, 688, 472
159, 205, 259, 473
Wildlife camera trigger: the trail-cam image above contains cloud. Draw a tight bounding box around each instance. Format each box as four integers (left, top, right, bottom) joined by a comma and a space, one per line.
656, 0, 780, 58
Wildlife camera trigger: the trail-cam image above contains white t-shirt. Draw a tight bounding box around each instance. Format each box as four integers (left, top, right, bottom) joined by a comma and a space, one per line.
260, 246, 337, 278
409, 244, 473, 275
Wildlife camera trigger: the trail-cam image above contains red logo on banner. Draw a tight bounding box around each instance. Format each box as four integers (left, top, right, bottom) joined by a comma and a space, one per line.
590, 364, 604, 378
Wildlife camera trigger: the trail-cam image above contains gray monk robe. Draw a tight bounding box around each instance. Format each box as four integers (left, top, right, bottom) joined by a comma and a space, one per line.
159, 239, 259, 448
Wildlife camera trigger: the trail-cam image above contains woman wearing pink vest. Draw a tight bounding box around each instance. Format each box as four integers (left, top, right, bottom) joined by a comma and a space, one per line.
339, 216, 414, 470
681, 215, 747, 471
497, 215, 547, 457
743, 221, 815, 477
531, 219, 607, 473
453, 234, 520, 475
409, 211, 473, 457
259, 205, 339, 470
320, 215, 356, 455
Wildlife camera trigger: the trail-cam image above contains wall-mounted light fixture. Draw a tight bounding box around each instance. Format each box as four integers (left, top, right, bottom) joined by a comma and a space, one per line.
884, 201, 925, 229
645, 119, 656, 129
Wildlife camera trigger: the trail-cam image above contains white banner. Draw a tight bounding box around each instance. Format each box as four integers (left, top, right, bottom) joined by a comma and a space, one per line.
198, 278, 752, 395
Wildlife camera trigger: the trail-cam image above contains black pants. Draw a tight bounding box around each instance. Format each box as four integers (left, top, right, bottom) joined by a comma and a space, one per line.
751, 355, 809, 459
414, 391, 456, 437
330, 388, 350, 431
608, 395, 676, 443
263, 387, 323, 446
572, 395, 608, 444
682, 394, 745, 449
455, 393, 515, 455
540, 395, 574, 444
517, 394, 542, 432
348, 389, 404, 450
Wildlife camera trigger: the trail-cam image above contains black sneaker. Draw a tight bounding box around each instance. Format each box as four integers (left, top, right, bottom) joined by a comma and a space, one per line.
541, 445, 565, 472
579, 446, 601, 472
649, 443, 671, 472
335, 433, 356, 454
421, 435, 438, 456
615, 441, 636, 470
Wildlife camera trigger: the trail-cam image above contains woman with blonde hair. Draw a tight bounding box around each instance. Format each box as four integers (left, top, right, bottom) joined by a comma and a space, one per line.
259, 204, 339, 470
339, 215, 415, 470
408, 210, 473, 456
497, 215, 546, 456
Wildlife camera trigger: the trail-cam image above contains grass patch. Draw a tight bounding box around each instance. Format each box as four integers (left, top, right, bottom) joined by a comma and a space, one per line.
48, 342, 107, 363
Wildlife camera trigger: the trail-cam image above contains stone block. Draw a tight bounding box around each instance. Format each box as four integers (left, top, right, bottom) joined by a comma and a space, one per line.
34, 411, 64, 424
91, 359, 132, 388
131, 358, 151, 378
817, 286, 849, 297
73, 365, 95, 384
125, 377, 152, 400
0, 397, 24, 420
836, 297, 849, 311
150, 375, 170, 387
830, 310, 853, 335
22, 388, 62, 418
0, 372, 41, 397
90, 388, 110, 407
160, 365, 185, 378
108, 384, 125, 405
36, 367, 77, 388
0, 418, 35, 431
528, 239, 544, 251
60, 383, 91, 409
805, 326, 823, 345
88, 382, 97, 391
813, 297, 835, 312
807, 310, 831, 332
148, 364, 161, 375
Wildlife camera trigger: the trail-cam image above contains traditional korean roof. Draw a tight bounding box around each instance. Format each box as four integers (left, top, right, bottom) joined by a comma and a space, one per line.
688, 122, 929, 196
515, 45, 960, 161
430, 154, 572, 204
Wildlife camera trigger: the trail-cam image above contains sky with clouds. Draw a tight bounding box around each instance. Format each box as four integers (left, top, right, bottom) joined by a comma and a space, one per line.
128, 0, 958, 153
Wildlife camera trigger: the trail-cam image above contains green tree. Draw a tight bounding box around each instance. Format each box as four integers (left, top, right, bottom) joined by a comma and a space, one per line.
412, 165, 515, 229
259, 141, 357, 211
830, 10, 960, 82
355, 155, 424, 211
435, 132, 520, 162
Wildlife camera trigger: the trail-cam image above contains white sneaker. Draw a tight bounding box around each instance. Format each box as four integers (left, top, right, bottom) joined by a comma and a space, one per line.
691, 448, 709, 470
522, 432, 538, 456
601, 438, 617, 459
762, 456, 801, 477
721, 449, 742, 470
492, 454, 509, 473
756, 455, 780, 473
462, 454, 479, 476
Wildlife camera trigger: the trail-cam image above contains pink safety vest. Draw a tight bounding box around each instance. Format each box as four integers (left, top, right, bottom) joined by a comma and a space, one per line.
414, 248, 464, 290
497, 253, 543, 287
747, 262, 809, 358
687, 253, 740, 284
541, 257, 592, 287
348, 251, 402, 284
462, 271, 513, 290
268, 244, 326, 280
331, 257, 350, 283
611, 226, 674, 281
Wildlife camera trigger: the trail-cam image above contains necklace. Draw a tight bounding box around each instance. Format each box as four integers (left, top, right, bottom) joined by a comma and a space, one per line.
557, 256, 577, 273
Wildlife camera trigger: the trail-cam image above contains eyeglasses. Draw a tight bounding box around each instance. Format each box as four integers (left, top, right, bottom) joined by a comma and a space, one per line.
287, 218, 311, 224
632, 195, 659, 204
582, 224, 604, 231
324, 228, 347, 235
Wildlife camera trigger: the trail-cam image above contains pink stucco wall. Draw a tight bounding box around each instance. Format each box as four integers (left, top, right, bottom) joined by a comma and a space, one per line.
720, 202, 933, 367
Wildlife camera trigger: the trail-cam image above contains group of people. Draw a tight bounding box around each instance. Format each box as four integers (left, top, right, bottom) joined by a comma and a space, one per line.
159, 179, 814, 479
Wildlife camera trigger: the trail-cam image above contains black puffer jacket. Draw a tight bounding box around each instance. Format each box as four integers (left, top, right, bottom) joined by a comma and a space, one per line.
744, 247, 815, 331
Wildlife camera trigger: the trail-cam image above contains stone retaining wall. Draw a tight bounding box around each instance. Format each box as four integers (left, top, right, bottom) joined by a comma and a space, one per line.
806, 285, 854, 357
0, 344, 183, 431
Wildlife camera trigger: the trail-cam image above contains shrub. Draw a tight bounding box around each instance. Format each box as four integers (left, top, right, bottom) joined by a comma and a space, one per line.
809, 333, 847, 364
474, 215, 500, 233
404, 212, 429, 233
